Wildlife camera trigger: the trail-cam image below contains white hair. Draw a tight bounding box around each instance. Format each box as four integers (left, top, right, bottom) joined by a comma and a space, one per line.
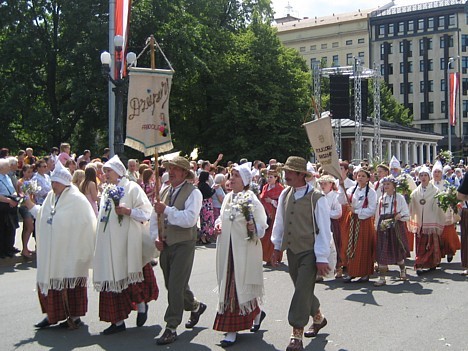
8, 157, 18, 165
214, 173, 225, 185
0, 158, 10, 170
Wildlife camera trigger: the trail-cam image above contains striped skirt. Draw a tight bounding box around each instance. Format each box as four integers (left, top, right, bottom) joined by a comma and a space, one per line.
415, 233, 441, 269
376, 214, 410, 265
38, 285, 88, 324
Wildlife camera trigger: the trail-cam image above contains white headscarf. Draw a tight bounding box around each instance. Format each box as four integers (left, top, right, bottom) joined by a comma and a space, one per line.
390, 156, 400, 169
234, 162, 252, 186
104, 155, 126, 177
50, 159, 72, 186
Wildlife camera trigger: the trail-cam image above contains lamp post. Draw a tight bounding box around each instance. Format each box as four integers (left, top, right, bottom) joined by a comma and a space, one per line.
100, 35, 136, 158
445, 56, 459, 153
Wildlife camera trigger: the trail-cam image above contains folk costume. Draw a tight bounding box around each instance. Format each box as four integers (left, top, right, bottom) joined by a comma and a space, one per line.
271, 156, 332, 351
149, 156, 205, 345
431, 161, 461, 262
93, 155, 158, 334
213, 163, 268, 346
374, 179, 410, 286
409, 167, 445, 273
259, 175, 284, 265
32, 161, 96, 329
335, 176, 355, 275
339, 180, 377, 281
458, 173, 468, 275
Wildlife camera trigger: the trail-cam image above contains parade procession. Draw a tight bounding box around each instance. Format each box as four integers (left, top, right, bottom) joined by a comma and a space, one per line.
1, 1, 468, 350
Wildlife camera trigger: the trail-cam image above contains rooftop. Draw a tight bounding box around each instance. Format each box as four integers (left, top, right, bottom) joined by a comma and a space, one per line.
372, 0, 467, 17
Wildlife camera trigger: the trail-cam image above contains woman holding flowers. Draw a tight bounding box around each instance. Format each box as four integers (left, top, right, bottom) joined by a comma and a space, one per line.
373, 178, 410, 286
93, 155, 158, 335
213, 163, 268, 347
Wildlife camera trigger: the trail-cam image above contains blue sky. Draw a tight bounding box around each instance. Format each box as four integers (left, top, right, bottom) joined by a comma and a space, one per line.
272, 0, 431, 18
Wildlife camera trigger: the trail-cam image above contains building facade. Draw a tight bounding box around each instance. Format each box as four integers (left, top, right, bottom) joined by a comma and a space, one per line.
275, 0, 468, 157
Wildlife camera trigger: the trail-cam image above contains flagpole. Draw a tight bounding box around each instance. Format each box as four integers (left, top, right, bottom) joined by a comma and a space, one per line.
108, 0, 116, 157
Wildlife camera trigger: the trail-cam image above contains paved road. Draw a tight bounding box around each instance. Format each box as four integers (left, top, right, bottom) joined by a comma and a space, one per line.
1, 230, 468, 351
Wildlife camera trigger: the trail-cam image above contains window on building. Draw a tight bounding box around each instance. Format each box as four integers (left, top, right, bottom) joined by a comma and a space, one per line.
378, 24, 385, 37
346, 40, 353, 46
428, 59, 433, 71
380, 64, 385, 76
400, 82, 406, 94
448, 14, 455, 27
399, 41, 405, 53
380, 43, 385, 59
464, 100, 468, 117
358, 51, 365, 63
421, 124, 434, 133
388, 43, 393, 54
408, 61, 413, 73
428, 102, 434, 115
400, 62, 405, 74
388, 63, 393, 75
332, 55, 339, 66
463, 34, 468, 52
388, 84, 393, 94
462, 56, 468, 74
300, 46, 306, 52
441, 57, 446, 70
408, 82, 413, 93
441, 79, 446, 92
332, 42, 339, 48
464, 122, 468, 135
346, 53, 353, 65
398, 21, 405, 34
358, 38, 365, 44
462, 78, 468, 95
420, 60, 425, 72
441, 123, 456, 135
388, 23, 394, 35
428, 80, 433, 92
311, 58, 319, 68
321, 57, 328, 66
420, 102, 428, 119
408, 103, 414, 113
408, 40, 413, 57
418, 18, 425, 32
310, 45, 316, 51
420, 81, 425, 92
408, 20, 414, 32
441, 101, 446, 113
440, 35, 454, 48
438, 15, 445, 29
321, 43, 327, 49
428, 17, 434, 30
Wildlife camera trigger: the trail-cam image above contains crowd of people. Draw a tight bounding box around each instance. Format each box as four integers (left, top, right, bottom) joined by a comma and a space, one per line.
0, 144, 467, 351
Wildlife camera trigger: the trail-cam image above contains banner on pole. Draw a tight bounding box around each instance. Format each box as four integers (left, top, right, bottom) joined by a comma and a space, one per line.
125, 67, 174, 155
449, 72, 460, 127
303, 116, 342, 181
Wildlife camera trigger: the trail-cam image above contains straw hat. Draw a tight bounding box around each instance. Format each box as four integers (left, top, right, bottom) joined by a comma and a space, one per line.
282, 156, 311, 176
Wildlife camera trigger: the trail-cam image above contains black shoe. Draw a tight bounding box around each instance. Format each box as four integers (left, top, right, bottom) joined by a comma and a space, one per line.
58, 318, 82, 329
156, 329, 177, 345
220, 339, 236, 347
250, 310, 266, 332
343, 276, 355, 283
416, 269, 424, 276
136, 304, 148, 327
447, 255, 453, 263
35, 317, 52, 329
102, 323, 126, 335
13, 247, 20, 253
185, 302, 207, 328
5, 252, 14, 258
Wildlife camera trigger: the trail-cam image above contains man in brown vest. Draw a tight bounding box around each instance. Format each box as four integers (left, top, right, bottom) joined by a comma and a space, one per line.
151, 156, 205, 345
271, 156, 332, 351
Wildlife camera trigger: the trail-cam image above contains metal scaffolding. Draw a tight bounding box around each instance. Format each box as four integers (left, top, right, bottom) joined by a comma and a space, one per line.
373, 62, 382, 161
354, 58, 363, 161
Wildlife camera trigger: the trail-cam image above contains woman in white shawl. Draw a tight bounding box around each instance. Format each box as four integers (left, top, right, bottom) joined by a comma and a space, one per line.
213, 163, 268, 347
27, 161, 96, 330
93, 155, 158, 335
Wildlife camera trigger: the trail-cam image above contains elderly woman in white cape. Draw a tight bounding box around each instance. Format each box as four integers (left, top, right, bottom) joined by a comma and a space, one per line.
212, 162, 268, 347
27, 161, 96, 330
93, 155, 158, 335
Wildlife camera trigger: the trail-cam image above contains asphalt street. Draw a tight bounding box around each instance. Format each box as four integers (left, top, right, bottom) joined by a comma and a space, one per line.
1, 229, 468, 351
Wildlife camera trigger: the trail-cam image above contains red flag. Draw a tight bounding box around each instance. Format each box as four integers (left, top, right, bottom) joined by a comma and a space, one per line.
115, 0, 132, 78
449, 72, 460, 126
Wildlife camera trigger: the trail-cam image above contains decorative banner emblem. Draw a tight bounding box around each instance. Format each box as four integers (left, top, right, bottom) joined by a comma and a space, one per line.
419, 199, 426, 205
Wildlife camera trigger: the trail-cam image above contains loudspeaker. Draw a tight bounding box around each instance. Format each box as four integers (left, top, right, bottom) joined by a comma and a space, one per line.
330, 75, 350, 119
350, 79, 368, 122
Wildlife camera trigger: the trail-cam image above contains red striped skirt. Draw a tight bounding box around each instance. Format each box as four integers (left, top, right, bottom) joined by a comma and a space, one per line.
440, 224, 461, 257
38, 285, 88, 324
213, 245, 260, 332
415, 233, 441, 269
99, 263, 159, 324
341, 213, 376, 277
406, 225, 414, 252
331, 218, 342, 267
461, 209, 468, 268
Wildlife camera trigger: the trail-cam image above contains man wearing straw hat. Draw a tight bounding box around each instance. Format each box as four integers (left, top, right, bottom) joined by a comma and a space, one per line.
151, 155, 205, 345
271, 156, 332, 351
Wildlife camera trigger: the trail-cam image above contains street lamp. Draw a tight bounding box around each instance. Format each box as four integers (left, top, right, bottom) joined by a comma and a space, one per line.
100, 35, 137, 158
445, 55, 459, 153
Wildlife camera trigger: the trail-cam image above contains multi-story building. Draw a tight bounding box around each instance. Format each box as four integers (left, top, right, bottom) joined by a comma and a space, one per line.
275, 0, 468, 158
369, 0, 468, 154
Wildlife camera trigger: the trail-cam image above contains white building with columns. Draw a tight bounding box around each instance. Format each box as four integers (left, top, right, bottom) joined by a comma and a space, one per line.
332, 119, 444, 165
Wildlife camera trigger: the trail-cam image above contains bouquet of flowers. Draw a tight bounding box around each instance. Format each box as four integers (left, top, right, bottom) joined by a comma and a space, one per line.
250, 182, 260, 197
379, 218, 395, 231
231, 191, 257, 242
396, 175, 410, 204
19, 180, 42, 204
101, 184, 125, 231
436, 149, 453, 165
434, 186, 460, 214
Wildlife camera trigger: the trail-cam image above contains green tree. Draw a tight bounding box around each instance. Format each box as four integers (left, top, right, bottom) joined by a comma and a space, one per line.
377, 81, 413, 126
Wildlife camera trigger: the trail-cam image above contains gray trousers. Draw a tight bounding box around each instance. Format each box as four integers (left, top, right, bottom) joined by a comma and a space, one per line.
159, 240, 198, 329
286, 249, 320, 329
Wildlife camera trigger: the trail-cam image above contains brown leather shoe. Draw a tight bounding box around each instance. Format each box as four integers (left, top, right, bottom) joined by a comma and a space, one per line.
185, 302, 207, 328
156, 329, 177, 345
286, 338, 304, 351
304, 317, 327, 338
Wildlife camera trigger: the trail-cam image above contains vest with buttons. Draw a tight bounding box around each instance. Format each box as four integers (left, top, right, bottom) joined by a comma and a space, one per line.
281, 186, 323, 254
161, 182, 198, 246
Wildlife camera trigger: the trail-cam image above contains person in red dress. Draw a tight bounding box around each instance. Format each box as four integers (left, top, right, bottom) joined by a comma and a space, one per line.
259, 166, 284, 266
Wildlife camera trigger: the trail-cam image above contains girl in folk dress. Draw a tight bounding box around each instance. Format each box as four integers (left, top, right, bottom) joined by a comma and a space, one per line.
338, 168, 377, 283
374, 178, 410, 287
198, 171, 216, 244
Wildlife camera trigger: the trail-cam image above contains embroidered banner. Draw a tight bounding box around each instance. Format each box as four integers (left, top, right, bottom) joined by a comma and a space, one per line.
449, 72, 460, 127
125, 67, 174, 155
303, 116, 341, 181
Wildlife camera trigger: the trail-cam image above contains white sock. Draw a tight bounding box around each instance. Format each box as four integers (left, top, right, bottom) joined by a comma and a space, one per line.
115, 320, 124, 326
137, 302, 146, 313
168, 327, 176, 333
193, 303, 200, 313
253, 310, 262, 325
224, 332, 237, 342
